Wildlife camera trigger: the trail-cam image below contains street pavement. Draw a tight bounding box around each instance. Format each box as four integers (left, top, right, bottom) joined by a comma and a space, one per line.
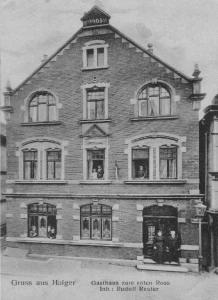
1, 253, 217, 300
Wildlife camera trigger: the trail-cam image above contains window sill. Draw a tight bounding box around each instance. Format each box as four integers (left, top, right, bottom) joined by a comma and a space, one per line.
130, 115, 179, 122
80, 119, 112, 124
81, 66, 109, 71
80, 180, 112, 185
15, 180, 67, 184
6, 237, 122, 247
124, 180, 186, 185
21, 121, 62, 126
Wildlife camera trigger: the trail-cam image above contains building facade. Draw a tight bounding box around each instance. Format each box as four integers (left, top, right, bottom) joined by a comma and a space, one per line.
3, 6, 206, 271
200, 95, 218, 269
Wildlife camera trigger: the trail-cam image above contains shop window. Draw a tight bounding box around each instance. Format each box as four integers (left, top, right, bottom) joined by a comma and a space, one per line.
160, 146, 177, 179
46, 150, 62, 179
132, 148, 149, 179
28, 203, 57, 239
29, 92, 57, 122
87, 87, 105, 120
80, 204, 112, 240
87, 149, 105, 180
23, 150, 38, 179
138, 84, 171, 117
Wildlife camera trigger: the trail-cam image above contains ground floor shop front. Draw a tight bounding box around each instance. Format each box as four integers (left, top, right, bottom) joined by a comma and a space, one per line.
5, 193, 204, 272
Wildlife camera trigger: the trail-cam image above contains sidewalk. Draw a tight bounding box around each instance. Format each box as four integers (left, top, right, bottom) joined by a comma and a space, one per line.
1, 252, 217, 300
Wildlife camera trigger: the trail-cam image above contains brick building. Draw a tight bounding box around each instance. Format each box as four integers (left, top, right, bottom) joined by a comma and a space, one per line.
3, 6, 206, 271
200, 94, 218, 269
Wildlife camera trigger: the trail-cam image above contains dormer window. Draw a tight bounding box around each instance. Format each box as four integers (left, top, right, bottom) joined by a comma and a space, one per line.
82, 40, 108, 69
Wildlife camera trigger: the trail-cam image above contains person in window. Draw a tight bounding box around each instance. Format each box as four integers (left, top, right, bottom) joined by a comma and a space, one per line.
152, 229, 165, 264
29, 225, 37, 237
137, 165, 145, 178
91, 168, 98, 179
48, 227, 56, 239
97, 165, 104, 179
165, 230, 181, 263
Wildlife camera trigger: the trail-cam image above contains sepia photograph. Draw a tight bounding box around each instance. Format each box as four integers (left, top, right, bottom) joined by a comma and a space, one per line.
0, 0, 218, 299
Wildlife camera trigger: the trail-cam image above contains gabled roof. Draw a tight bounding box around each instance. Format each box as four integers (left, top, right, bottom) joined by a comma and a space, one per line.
11, 5, 196, 95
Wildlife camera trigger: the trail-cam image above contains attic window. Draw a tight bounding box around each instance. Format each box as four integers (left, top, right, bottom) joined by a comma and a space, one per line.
82, 41, 108, 69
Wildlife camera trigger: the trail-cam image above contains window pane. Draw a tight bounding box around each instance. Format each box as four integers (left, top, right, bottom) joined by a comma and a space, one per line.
97, 48, 104, 66
29, 106, 37, 122
96, 100, 104, 119
88, 101, 96, 119
81, 217, 90, 239
132, 149, 149, 179
47, 151, 61, 179
132, 149, 149, 159
160, 98, 170, 115
47, 216, 56, 239
48, 105, 57, 121
139, 100, 148, 116
28, 216, 38, 237
91, 217, 101, 239
148, 96, 159, 116
87, 49, 94, 67
160, 147, 177, 179
38, 216, 47, 237
102, 217, 111, 240
38, 103, 47, 121
87, 150, 105, 180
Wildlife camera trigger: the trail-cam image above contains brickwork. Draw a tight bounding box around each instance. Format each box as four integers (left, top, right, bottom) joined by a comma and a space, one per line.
4, 8, 203, 265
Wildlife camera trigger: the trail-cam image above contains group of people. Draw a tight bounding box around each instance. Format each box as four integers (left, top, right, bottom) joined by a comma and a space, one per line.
91, 165, 104, 179
152, 229, 181, 264
29, 225, 56, 239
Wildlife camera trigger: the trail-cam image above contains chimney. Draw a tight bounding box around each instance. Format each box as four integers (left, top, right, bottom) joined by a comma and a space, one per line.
147, 43, 153, 54
41, 54, 48, 64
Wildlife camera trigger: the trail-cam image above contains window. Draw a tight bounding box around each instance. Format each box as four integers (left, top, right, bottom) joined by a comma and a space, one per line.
29, 92, 57, 122
82, 41, 108, 69
23, 150, 38, 179
87, 149, 105, 180
80, 204, 112, 240
160, 146, 177, 179
138, 84, 171, 117
28, 203, 57, 239
18, 139, 66, 181
46, 150, 62, 179
87, 88, 105, 120
132, 148, 149, 179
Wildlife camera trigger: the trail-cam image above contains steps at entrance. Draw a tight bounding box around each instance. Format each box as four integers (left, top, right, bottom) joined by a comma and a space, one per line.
137, 258, 188, 272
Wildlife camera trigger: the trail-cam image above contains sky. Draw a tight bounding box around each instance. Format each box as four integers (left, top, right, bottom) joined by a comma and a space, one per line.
1, 0, 218, 115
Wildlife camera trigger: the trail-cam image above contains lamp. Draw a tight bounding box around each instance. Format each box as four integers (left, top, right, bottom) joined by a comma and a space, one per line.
194, 202, 207, 272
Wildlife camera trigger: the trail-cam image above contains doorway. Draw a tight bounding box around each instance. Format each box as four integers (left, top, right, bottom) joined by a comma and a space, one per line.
143, 205, 178, 258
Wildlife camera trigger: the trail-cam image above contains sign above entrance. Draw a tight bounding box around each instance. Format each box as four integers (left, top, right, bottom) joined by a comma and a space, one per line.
81, 5, 111, 27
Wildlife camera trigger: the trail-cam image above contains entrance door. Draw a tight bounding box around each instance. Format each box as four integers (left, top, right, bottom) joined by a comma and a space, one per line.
143, 205, 178, 258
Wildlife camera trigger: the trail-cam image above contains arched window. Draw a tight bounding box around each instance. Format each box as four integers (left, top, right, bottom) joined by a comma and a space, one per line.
80, 204, 112, 240
28, 203, 57, 239
138, 84, 171, 117
29, 91, 57, 122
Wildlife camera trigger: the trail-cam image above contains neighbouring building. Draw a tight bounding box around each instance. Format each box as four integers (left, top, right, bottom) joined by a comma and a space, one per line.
200, 94, 218, 269
0, 112, 7, 247
2, 6, 206, 271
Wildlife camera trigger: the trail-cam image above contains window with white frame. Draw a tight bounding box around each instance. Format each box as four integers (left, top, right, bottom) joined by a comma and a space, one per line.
87, 149, 105, 180
87, 87, 105, 120
81, 82, 110, 120
159, 145, 177, 179
23, 149, 38, 179
28, 203, 57, 239
28, 91, 57, 122
80, 203, 112, 240
138, 84, 171, 117
132, 148, 149, 179
82, 40, 108, 69
18, 139, 66, 181
126, 134, 184, 181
